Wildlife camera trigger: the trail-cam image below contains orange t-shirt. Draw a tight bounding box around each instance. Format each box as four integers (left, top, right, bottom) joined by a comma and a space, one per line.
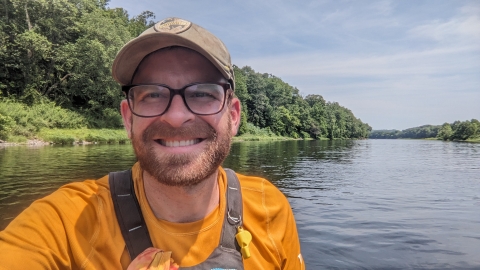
0, 163, 305, 269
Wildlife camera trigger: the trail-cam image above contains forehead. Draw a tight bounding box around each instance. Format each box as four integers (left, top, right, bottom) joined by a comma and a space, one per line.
131, 47, 225, 85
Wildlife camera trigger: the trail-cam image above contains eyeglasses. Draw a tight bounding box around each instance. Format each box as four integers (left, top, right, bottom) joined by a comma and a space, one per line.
122, 83, 232, 117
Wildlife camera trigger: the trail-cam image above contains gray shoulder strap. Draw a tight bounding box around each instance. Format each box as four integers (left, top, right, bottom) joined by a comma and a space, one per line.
108, 170, 153, 260
221, 168, 243, 251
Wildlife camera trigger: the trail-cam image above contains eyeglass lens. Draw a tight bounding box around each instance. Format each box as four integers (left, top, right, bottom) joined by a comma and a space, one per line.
128, 84, 226, 116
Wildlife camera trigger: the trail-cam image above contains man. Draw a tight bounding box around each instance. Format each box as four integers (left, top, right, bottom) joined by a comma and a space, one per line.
0, 17, 304, 269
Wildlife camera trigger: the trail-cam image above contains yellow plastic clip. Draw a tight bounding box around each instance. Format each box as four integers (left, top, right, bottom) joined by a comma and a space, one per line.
235, 226, 252, 259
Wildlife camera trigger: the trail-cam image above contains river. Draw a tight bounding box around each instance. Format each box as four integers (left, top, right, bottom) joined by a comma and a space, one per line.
1, 139, 479, 269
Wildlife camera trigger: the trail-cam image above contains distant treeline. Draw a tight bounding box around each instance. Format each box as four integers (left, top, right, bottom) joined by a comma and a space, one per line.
369, 119, 480, 141
234, 66, 371, 139
0, 0, 370, 141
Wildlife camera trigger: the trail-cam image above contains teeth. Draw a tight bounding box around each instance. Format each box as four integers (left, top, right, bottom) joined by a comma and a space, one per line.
163, 139, 199, 147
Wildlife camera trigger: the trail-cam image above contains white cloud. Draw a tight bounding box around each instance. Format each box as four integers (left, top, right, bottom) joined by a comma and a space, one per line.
408, 5, 480, 44
235, 45, 479, 78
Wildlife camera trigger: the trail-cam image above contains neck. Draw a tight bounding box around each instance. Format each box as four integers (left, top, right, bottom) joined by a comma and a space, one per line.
143, 170, 220, 223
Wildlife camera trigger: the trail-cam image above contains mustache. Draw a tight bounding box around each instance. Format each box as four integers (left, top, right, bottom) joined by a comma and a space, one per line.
141, 120, 217, 141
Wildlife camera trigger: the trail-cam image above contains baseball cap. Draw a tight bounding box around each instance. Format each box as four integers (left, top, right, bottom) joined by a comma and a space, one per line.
112, 17, 235, 90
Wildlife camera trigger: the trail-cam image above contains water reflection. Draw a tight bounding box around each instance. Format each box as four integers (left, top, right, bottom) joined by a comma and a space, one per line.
0, 144, 137, 228
224, 140, 357, 181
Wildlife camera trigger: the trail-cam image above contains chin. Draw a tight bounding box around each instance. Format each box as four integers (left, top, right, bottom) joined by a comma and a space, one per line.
135, 135, 231, 187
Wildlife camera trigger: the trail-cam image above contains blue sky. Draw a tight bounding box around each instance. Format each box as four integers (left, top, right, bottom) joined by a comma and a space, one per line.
108, 0, 479, 130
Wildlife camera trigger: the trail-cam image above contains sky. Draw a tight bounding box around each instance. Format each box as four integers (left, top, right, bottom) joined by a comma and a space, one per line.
108, 0, 480, 130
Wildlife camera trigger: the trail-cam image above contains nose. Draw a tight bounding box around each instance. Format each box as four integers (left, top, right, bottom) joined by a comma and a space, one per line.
158, 94, 195, 128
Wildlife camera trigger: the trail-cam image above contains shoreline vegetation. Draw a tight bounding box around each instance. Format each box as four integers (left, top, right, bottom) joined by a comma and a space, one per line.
1, 127, 478, 147
0, 127, 307, 146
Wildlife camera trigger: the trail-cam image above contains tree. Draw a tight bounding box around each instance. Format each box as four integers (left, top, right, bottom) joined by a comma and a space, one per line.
1, 0, 155, 127
437, 123, 453, 141
306, 95, 327, 138
233, 66, 249, 135
451, 120, 477, 140
127, 10, 155, 37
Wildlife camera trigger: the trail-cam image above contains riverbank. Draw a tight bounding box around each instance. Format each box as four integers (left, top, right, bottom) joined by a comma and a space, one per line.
2, 130, 476, 146
419, 137, 480, 142
233, 134, 314, 142
1, 128, 129, 145
0, 128, 305, 146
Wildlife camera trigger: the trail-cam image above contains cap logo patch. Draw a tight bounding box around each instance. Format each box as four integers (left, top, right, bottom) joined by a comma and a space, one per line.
154, 18, 192, 34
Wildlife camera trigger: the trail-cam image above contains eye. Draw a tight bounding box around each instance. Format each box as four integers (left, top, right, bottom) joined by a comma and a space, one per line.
186, 84, 223, 101
147, 92, 161, 98
133, 86, 169, 102
140, 91, 164, 102
192, 91, 215, 98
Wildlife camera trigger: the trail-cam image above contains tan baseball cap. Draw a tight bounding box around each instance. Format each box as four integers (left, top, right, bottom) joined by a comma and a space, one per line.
112, 17, 235, 89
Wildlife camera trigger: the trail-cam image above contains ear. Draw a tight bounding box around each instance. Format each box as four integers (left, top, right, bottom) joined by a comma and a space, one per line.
229, 97, 241, 136
120, 100, 133, 139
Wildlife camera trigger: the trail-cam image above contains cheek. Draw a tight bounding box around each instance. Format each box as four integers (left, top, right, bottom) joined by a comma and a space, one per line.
216, 114, 233, 136
206, 114, 229, 132
131, 117, 154, 136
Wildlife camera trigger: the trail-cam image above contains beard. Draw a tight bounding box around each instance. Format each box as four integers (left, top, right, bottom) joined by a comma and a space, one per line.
131, 116, 233, 187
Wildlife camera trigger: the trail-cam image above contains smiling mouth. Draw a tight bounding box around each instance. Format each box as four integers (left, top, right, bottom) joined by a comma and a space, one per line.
155, 139, 203, 147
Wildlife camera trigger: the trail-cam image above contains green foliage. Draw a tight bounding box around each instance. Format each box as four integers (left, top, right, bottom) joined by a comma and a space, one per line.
84, 130, 124, 144
38, 128, 128, 144
370, 125, 439, 139
0, 98, 87, 138
0, 113, 15, 140
127, 10, 155, 37
1, 0, 152, 128
5, 135, 28, 143
437, 123, 453, 141
84, 107, 123, 129
237, 111, 249, 136
243, 123, 275, 137
44, 134, 76, 145
370, 119, 479, 141
234, 66, 371, 140
369, 130, 401, 139
300, 131, 311, 139
450, 120, 478, 141
233, 65, 249, 135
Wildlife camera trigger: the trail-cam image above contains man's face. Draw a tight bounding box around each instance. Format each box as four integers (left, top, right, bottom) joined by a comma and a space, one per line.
120, 47, 241, 186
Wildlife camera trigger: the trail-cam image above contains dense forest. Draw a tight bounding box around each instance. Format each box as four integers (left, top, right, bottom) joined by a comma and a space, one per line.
369, 119, 480, 141
1, 0, 370, 141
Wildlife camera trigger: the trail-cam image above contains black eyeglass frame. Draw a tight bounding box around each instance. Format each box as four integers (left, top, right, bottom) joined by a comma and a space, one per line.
122, 82, 232, 118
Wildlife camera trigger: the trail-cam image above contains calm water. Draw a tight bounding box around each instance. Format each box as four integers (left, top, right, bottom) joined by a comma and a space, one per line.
1, 140, 479, 269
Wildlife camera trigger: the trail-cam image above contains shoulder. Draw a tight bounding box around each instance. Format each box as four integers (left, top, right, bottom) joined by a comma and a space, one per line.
57, 175, 110, 198
235, 172, 293, 232
0, 174, 123, 269
41, 175, 111, 216
235, 172, 290, 209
